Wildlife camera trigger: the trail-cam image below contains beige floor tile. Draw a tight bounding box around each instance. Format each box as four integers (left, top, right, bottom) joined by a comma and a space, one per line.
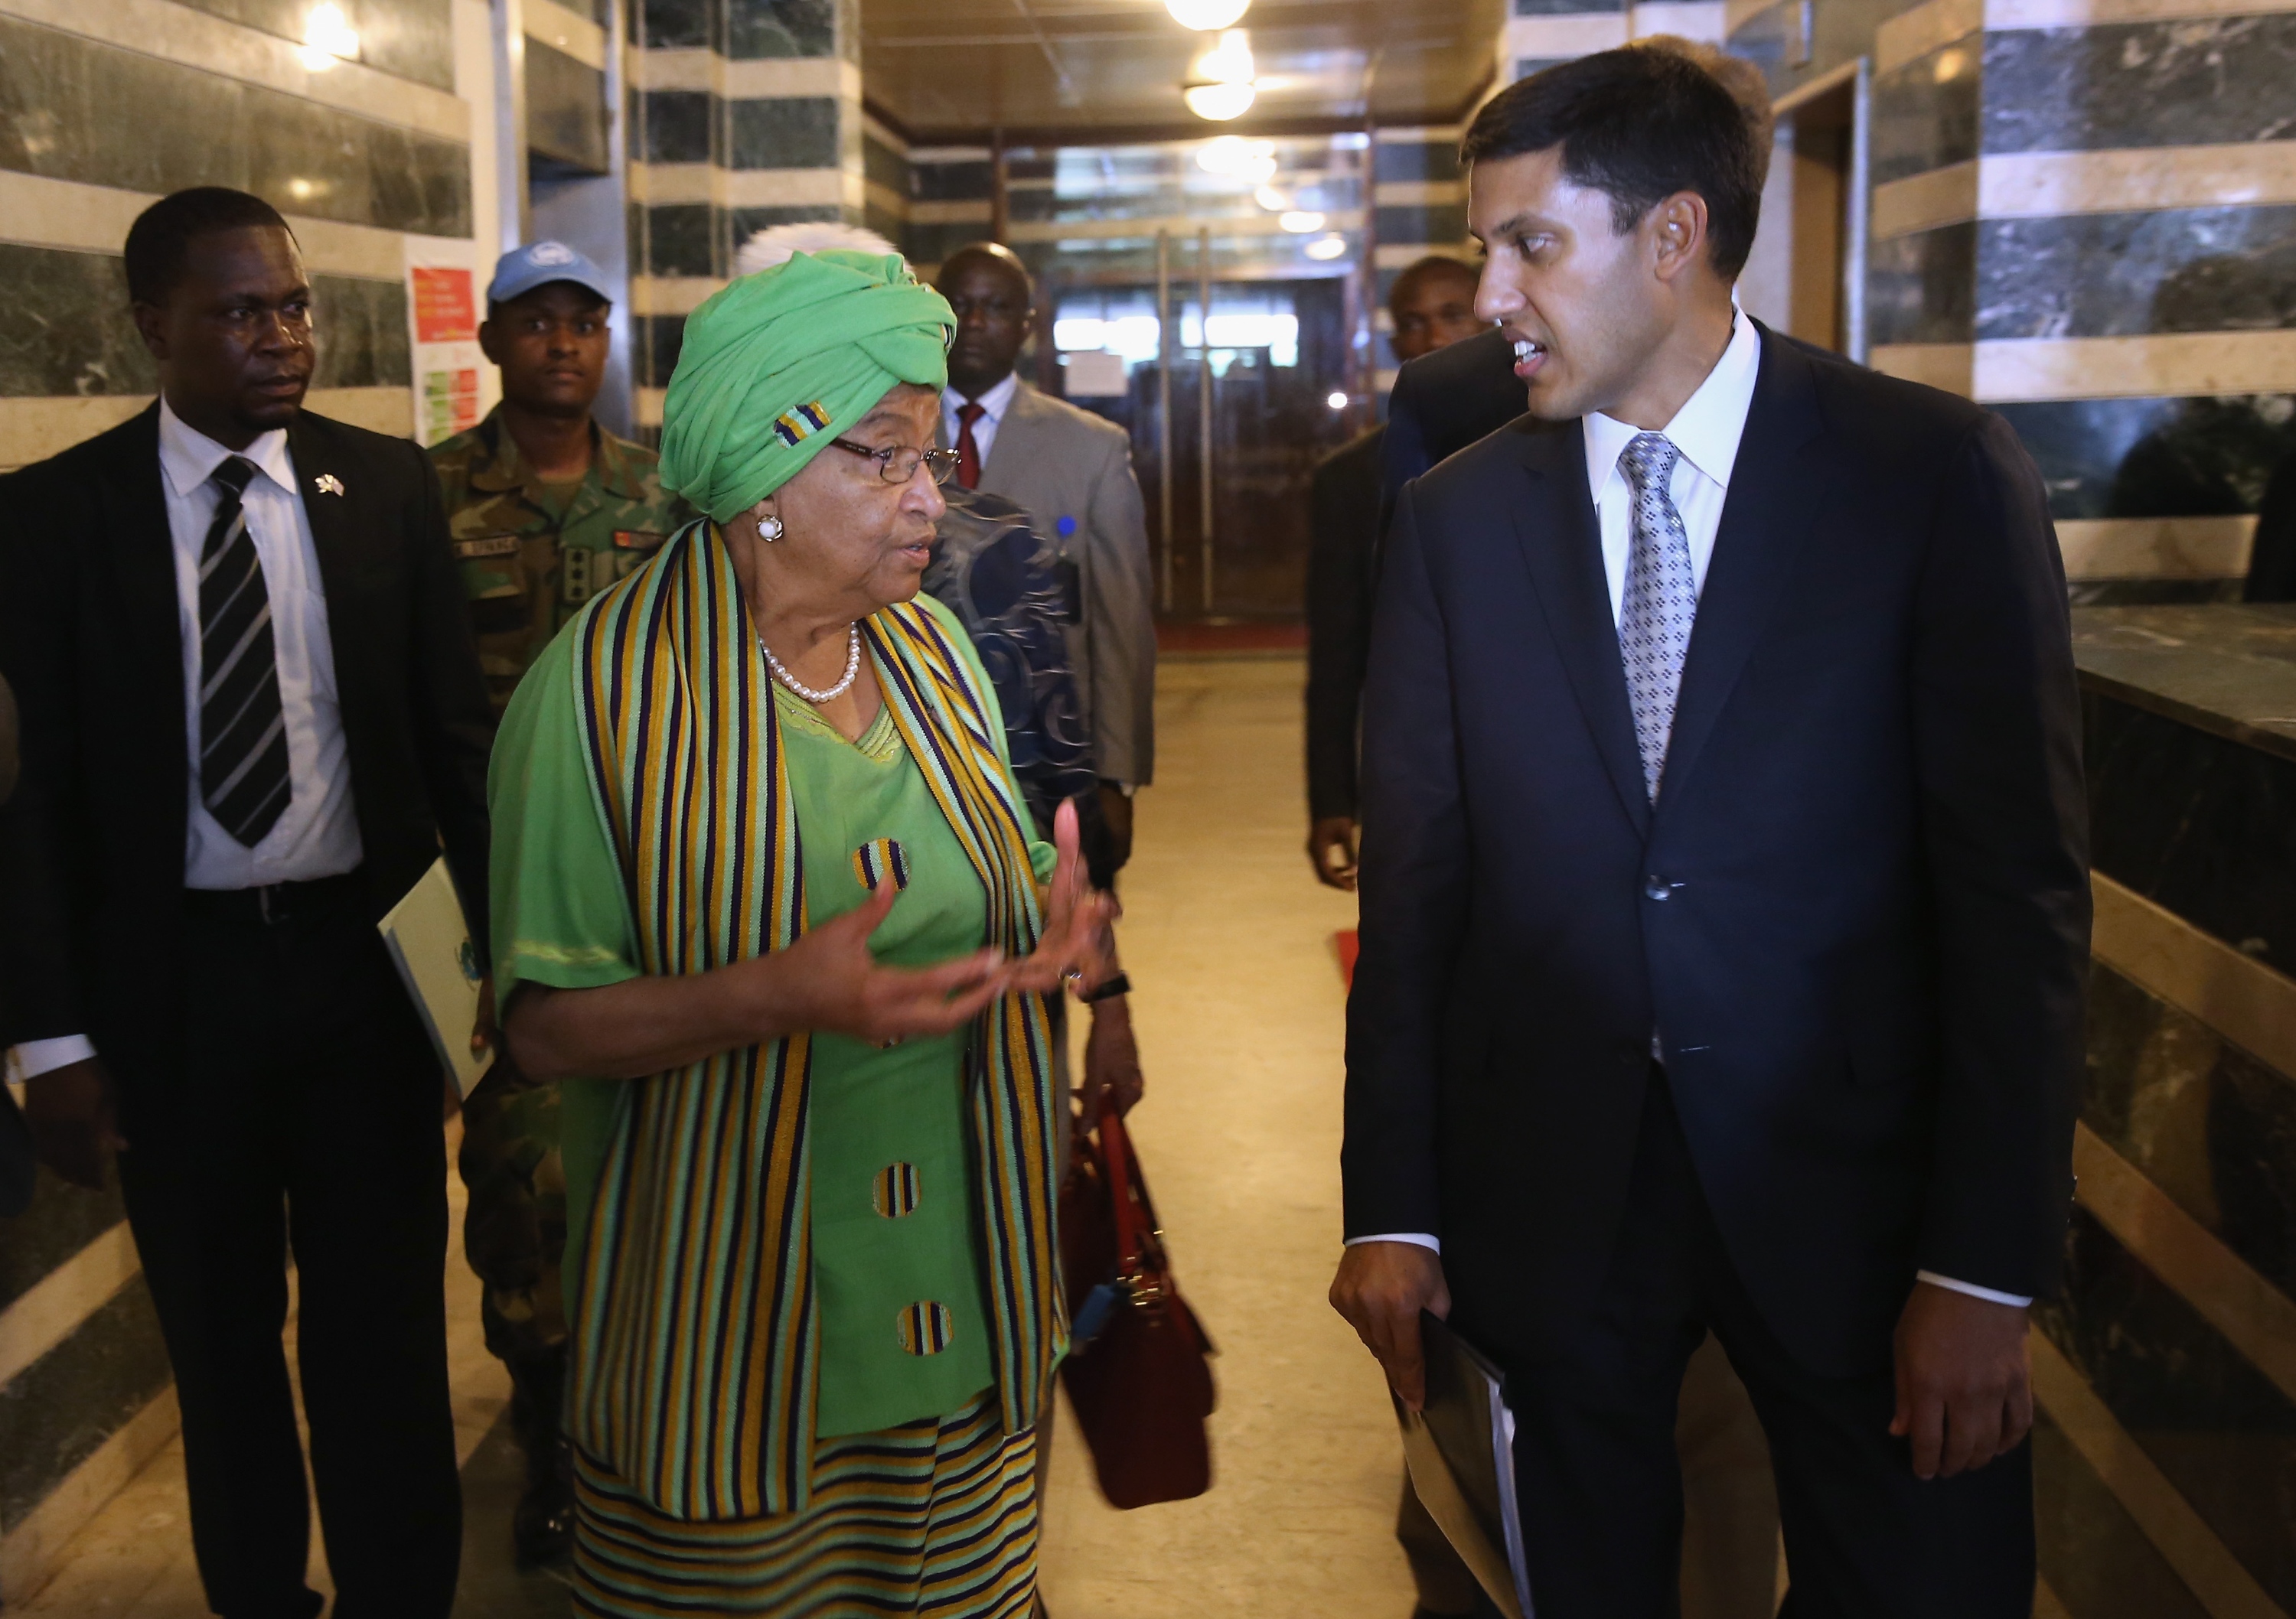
1037, 654, 1417, 1619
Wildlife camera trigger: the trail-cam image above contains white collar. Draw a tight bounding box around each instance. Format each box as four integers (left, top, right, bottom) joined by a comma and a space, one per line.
158, 395, 296, 502
1582, 310, 1762, 502
946, 370, 1021, 425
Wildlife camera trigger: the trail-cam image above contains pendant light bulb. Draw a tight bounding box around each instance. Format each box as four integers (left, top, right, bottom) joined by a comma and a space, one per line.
1184, 80, 1257, 120
1166, 0, 1250, 29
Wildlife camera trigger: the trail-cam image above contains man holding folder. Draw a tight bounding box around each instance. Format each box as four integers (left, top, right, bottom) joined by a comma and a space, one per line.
0, 187, 492, 1619
1332, 48, 2088, 1618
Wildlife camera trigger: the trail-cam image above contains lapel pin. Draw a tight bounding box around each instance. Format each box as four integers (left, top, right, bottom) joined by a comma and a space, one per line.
314, 474, 345, 497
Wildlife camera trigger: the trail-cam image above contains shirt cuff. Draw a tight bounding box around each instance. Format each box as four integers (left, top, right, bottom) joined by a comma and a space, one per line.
1916, 1270, 2032, 1308
15, 1036, 98, 1079
1347, 1233, 1441, 1253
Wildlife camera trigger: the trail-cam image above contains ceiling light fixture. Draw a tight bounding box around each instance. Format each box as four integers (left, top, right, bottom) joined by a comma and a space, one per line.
1254, 184, 1289, 211
1185, 81, 1257, 119
1194, 29, 1254, 84
1166, 0, 1250, 27
1303, 233, 1349, 260
1279, 210, 1326, 233
298, 1, 359, 69
1183, 29, 1257, 122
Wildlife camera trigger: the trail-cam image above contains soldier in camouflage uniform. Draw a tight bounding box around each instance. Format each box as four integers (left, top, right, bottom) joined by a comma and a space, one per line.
429, 240, 693, 1569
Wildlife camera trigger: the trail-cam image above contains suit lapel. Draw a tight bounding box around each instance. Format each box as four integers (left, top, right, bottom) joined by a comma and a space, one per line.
100, 407, 194, 832
285, 415, 375, 730
1507, 421, 1652, 837
102, 406, 183, 689
1655, 327, 1829, 810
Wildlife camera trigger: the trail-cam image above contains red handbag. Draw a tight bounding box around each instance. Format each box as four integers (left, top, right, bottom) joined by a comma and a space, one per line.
1058, 1096, 1217, 1508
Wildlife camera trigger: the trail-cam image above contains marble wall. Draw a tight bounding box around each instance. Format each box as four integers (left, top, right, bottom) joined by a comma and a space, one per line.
1797, 0, 2296, 598
625, 0, 867, 428
2015, 661, 2296, 1618
0, 0, 495, 1592
0, 0, 481, 475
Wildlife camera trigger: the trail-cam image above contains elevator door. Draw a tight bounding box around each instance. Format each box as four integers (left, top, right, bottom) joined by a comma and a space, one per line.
1046, 275, 1356, 621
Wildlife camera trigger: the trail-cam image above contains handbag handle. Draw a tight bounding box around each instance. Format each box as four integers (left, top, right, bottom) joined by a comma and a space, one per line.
1093, 1093, 1163, 1292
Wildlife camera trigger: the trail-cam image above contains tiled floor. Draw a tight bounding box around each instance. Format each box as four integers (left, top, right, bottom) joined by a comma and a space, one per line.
1035, 654, 1410, 1617
21, 653, 1413, 1618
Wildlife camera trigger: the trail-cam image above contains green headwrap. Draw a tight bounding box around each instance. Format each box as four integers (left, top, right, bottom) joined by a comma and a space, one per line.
657, 249, 955, 522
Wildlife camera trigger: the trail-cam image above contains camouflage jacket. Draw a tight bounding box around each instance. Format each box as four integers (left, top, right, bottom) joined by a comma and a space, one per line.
429, 407, 695, 709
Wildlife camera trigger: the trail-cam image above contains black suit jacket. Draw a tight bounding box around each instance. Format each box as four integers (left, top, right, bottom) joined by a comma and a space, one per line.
1305, 425, 1384, 821
1380, 327, 1530, 534
0, 403, 494, 1099
1344, 327, 2091, 1376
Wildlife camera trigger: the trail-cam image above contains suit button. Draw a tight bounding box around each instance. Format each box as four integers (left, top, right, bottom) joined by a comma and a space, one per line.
1645, 877, 1670, 901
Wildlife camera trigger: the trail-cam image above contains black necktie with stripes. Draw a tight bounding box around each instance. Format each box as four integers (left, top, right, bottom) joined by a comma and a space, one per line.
198, 455, 292, 846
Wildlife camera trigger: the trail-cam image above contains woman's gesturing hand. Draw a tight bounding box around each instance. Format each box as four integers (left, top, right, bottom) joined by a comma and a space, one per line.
775, 880, 1015, 1046
1008, 797, 1117, 997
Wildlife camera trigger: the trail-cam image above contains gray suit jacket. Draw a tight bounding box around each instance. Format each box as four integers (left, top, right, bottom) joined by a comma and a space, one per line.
945, 380, 1156, 786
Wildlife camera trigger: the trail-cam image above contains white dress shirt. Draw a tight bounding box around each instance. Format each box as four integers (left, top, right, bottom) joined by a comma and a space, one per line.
1350, 316, 2030, 1310
15, 398, 363, 1082
942, 370, 1020, 469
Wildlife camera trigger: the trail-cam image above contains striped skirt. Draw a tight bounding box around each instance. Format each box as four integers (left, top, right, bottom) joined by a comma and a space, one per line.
570, 1394, 1039, 1617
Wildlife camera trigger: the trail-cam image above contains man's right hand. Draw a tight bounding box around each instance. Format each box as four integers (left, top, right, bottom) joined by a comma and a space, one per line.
1329, 1239, 1451, 1409
23, 1057, 126, 1190
1308, 816, 1359, 891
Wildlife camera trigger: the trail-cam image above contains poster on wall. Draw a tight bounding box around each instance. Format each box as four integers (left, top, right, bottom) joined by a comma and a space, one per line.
405, 246, 486, 447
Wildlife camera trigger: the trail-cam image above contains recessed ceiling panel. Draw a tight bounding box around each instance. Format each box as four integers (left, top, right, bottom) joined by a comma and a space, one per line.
862, 0, 1503, 141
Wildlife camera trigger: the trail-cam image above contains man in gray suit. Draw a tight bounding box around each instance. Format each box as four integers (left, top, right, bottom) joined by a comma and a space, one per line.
934, 243, 1157, 868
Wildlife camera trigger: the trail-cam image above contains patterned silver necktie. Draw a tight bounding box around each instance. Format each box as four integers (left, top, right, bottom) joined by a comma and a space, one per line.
1616, 432, 1697, 803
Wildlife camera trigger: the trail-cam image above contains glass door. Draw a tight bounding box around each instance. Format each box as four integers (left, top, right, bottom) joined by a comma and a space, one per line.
1006, 135, 1372, 621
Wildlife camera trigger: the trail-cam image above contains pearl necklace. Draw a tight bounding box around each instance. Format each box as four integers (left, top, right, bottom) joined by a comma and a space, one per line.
761, 624, 862, 704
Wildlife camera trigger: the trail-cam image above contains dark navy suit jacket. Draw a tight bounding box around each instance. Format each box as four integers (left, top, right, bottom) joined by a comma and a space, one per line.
1342, 327, 2092, 1376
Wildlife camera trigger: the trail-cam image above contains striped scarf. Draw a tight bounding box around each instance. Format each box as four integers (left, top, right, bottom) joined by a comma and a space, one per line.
569, 519, 1065, 1521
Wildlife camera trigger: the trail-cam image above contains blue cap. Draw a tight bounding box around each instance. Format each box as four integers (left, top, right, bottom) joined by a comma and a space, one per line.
487, 240, 612, 307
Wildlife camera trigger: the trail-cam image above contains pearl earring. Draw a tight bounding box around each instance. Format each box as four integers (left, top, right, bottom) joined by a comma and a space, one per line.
753, 501, 784, 542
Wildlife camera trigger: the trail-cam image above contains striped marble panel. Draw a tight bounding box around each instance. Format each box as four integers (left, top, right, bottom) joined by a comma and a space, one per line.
168, 0, 455, 90
0, 244, 413, 398
1871, 207, 2296, 346
0, 15, 471, 236
2033, 1405, 2212, 1619
1983, 16, 2296, 157
0, 0, 468, 138
1374, 138, 1463, 187
2084, 689, 2296, 983
1870, 41, 1983, 187
1874, 145, 2296, 238
0, 387, 412, 469
1998, 395, 2294, 521
2035, 1208, 2296, 1615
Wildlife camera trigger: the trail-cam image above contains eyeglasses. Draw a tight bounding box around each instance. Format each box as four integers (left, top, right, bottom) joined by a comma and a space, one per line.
828, 437, 960, 487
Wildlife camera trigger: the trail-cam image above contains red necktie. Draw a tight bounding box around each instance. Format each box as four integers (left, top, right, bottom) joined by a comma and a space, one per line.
955, 401, 985, 490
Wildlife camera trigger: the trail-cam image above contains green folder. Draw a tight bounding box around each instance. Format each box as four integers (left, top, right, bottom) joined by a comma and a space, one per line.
377, 856, 489, 1098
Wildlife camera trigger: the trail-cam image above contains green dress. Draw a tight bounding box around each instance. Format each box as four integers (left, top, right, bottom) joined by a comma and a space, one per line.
488, 621, 1053, 1440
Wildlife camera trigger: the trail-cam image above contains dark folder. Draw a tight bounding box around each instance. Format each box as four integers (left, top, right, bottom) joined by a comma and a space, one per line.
1396, 1311, 1534, 1619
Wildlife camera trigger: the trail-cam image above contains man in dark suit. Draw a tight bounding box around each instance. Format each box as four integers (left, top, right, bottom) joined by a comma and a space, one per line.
1306, 255, 1485, 893
1330, 49, 2089, 1619
0, 187, 491, 1619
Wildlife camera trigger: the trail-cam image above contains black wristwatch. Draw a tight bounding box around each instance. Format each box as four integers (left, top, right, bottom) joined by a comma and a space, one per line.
1081, 971, 1132, 1004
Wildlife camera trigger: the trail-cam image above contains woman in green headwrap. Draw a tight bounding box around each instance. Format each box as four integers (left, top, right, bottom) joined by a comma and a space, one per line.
485, 249, 1110, 1617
